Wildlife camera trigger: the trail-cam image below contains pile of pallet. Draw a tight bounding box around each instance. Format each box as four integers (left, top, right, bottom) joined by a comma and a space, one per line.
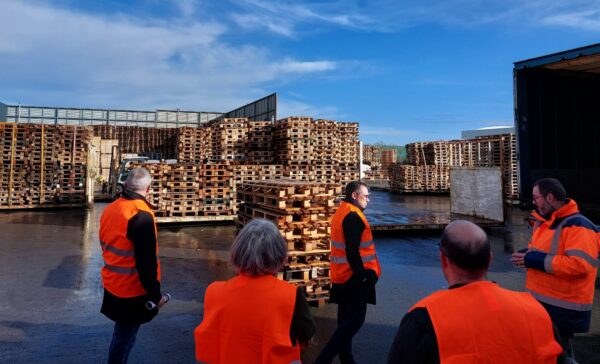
392, 134, 518, 199
211, 118, 248, 162
200, 163, 235, 216
90, 137, 119, 197
0, 123, 91, 209
336, 122, 360, 184
363, 145, 381, 168
134, 162, 288, 219
246, 121, 273, 164
92, 125, 178, 159
389, 165, 449, 192
237, 180, 341, 303
363, 145, 398, 182
275, 117, 313, 164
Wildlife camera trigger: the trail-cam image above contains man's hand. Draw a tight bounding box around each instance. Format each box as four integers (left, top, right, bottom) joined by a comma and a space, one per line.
511, 250, 529, 268
157, 293, 171, 309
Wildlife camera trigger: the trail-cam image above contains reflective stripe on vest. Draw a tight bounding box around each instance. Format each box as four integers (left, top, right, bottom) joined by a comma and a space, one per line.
100, 240, 160, 275
100, 241, 134, 257
529, 290, 593, 312
527, 206, 598, 311
329, 201, 381, 283
330, 254, 378, 264
100, 197, 160, 298
331, 240, 374, 249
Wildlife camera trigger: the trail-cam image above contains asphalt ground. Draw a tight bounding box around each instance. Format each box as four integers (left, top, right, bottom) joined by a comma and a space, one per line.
0, 191, 598, 363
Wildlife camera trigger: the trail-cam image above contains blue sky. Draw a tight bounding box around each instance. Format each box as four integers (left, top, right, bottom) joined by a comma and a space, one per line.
1, 0, 599, 144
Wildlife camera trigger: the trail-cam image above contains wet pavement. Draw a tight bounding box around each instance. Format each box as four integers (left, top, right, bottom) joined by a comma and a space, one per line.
0, 191, 599, 363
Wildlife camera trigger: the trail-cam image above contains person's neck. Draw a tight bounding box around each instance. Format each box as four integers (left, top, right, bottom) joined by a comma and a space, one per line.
446, 275, 486, 287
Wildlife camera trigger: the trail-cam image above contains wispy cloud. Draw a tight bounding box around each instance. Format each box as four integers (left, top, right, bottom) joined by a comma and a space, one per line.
278, 98, 344, 120
230, 0, 387, 37
230, 0, 600, 36
541, 8, 600, 31
0, 0, 344, 112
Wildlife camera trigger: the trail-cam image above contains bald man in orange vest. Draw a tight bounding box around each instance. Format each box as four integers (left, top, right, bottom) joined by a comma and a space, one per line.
388, 220, 562, 363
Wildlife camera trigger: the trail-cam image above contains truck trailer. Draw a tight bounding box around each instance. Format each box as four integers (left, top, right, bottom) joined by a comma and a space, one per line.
514, 43, 600, 207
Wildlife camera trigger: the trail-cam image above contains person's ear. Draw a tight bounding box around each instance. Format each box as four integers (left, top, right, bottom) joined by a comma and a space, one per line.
440, 251, 449, 269
546, 193, 555, 203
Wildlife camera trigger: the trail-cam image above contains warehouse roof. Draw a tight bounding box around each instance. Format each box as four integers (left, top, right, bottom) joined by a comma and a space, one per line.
514, 42, 600, 74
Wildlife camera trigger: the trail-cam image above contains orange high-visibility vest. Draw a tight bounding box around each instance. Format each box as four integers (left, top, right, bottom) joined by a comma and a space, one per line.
330, 200, 381, 284
411, 281, 562, 364
194, 274, 301, 364
99, 197, 161, 298
527, 199, 599, 313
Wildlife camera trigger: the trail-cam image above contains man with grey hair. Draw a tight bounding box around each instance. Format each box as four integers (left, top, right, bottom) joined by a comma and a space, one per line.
100, 167, 168, 363
388, 220, 562, 363
194, 218, 315, 363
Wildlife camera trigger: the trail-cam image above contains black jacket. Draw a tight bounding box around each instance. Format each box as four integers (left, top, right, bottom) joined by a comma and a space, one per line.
329, 197, 378, 305
101, 190, 162, 325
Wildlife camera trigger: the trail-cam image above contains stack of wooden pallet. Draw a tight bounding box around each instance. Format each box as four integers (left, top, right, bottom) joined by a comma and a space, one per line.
165, 163, 201, 216
90, 137, 119, 197
275, 117, 313, 164
211, 118, 248, 162
500, 134, 518, 201
237, 179, 341, 304
388, 164, 447, 192
92, 125, 178, 159
0, 123, 91, 209
246, 121, 274, 164
200, 163, 235, 216
363, 145, 381, 168
336, 122, 360, 184
392, 134, 518, 199
175, 127, 201, 163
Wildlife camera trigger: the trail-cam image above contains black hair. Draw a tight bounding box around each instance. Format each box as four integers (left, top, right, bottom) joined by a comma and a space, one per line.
345, 180, 367, 199
533, 178, 566, 202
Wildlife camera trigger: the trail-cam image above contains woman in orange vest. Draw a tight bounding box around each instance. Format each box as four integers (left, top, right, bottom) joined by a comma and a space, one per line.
194, 218, 315, 364
388, 220, 563, 364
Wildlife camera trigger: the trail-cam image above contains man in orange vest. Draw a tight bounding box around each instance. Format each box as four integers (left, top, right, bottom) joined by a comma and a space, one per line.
315, 181, 381, 364
512, 178, 599, 363
100, 167, 168, 364
388, 220, 563, 363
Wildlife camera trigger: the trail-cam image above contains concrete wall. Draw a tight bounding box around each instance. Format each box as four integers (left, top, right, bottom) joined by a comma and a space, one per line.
450, 167, 504, 222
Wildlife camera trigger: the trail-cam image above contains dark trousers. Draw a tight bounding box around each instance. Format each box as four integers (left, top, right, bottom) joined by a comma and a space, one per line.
315, 294, 368, 364
108, 321, 141, 364
557, 329, 577, 364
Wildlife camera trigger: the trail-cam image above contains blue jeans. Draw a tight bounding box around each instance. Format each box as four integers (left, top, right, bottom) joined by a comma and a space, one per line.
108, 322, 141, 364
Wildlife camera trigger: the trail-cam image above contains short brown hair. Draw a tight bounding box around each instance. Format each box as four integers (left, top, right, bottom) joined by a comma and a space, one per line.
345, 181, 367, 199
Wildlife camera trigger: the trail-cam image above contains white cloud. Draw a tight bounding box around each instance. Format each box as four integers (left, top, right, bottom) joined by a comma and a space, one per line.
230, 0, 600, 36
0, 0, 343, 112
230, 0, 387, 37
276, 60, 337, 73
541, 8, 600, 30
278, 98, 344, 120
